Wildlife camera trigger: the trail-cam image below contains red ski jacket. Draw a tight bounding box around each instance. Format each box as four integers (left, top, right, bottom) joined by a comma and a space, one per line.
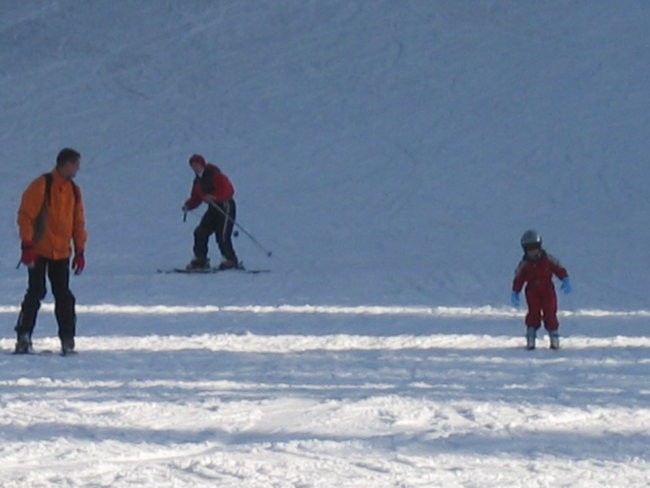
184, 163, 235, 210
512, 251, 568, 293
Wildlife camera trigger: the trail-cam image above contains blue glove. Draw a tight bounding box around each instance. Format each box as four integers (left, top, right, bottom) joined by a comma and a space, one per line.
561, 277, 572, 294
511, 291, 521, 308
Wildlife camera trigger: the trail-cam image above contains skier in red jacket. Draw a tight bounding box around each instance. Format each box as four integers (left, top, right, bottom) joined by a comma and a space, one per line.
182, 154, 239, 270
511, 230, 571, 350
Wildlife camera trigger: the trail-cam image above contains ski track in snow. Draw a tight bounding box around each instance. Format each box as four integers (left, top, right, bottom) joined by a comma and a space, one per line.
2, 302, 650, 318
0, 305, 648, 487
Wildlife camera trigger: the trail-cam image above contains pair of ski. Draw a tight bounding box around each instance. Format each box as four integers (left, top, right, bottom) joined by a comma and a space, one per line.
157, 266, 270, 275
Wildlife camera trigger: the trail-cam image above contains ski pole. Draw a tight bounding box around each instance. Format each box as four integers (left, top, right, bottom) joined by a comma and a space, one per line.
208, 200, 272, 257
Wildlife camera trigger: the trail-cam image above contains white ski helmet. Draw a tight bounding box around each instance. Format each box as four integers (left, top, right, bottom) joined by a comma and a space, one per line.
520, 229, 542, 250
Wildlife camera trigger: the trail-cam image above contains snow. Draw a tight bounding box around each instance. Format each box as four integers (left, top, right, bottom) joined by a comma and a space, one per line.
0, 0, 649, 486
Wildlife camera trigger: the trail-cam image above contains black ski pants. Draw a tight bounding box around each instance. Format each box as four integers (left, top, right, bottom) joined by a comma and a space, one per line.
15, 257, 76, 342
193, 199, 238, 263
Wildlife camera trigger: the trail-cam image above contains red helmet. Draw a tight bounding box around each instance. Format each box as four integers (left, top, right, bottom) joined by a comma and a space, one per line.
189, 154, 206, 167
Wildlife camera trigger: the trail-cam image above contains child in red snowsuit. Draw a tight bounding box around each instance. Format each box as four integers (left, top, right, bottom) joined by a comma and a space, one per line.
511, 230, 571, 350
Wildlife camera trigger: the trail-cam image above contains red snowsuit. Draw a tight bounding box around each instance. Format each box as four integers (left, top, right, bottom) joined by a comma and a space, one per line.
512, 251, 568, 331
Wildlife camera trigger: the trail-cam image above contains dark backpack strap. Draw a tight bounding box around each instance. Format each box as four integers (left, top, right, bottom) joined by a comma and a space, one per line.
33, 173, 53, 243
42, 172, 53, 205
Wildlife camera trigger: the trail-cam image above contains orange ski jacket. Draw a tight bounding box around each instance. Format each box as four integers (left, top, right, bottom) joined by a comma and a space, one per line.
17, 169, 87, 260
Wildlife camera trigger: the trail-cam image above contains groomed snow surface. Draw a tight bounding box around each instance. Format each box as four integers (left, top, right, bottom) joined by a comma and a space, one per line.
0, 304, 648, 487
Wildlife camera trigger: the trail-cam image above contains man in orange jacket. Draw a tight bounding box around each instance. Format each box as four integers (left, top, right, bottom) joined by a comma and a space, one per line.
15, 148, 87, 355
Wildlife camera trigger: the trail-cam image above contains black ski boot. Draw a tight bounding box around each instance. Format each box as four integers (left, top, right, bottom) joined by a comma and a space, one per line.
61, 337, 75, 355
14, 333, 33, 354
186, 257, 210, 270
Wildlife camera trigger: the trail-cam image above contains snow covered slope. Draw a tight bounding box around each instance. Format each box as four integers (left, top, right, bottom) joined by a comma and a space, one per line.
1, 0, 649, 308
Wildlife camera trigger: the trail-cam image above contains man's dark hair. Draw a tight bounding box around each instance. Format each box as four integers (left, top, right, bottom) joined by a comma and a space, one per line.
56, 148, 81, 167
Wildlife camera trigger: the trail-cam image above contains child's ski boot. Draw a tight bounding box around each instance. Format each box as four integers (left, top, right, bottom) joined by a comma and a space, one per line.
526, 327, 537, 350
